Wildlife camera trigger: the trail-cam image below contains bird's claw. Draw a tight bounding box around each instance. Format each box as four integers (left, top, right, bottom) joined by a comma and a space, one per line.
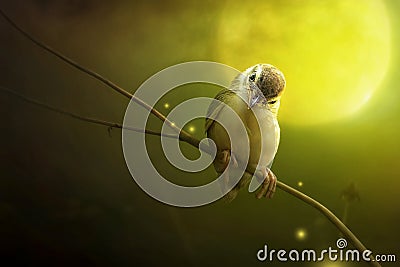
255, 168, 277, 199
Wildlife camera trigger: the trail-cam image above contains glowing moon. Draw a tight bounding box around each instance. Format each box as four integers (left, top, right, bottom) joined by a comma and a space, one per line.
216, 0, 390, 125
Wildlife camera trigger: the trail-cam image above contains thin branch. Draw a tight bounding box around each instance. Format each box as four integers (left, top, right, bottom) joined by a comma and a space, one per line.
0, 8, 380, 267
277, 182, 376, 261
0, 8, 197, 147
0, 85, 178, 139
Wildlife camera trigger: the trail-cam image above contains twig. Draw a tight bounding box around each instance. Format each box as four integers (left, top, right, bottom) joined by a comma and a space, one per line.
277, 182, 377, 263
0, 8, 380, 267
0, 85, 178, 139
0, 8, 198, 147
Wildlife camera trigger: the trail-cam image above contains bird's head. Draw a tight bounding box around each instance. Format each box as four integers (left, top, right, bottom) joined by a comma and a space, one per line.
245, 64, 286, 115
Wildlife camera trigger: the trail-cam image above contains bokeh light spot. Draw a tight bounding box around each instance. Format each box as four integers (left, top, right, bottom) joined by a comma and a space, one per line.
295, 228, 308, 241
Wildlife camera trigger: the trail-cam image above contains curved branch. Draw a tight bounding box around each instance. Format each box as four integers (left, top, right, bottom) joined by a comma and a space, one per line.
0, 85, 178, 139
0, 8, 197, 146
0, 8, 380, 267
277, 181, 374, 261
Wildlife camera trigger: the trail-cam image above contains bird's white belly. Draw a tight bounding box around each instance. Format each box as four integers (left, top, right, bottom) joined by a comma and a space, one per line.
210, 94, 280, 171
251, 105, 280, 169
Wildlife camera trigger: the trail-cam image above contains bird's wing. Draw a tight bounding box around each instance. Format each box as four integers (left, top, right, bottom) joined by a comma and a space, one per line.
205, 89, 236, 133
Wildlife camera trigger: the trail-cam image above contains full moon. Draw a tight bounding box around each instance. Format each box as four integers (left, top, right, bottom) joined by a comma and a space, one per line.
216, 0, 390, 125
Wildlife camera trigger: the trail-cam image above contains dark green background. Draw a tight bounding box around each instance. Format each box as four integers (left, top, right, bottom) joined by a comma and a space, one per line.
0, 1, 398, 266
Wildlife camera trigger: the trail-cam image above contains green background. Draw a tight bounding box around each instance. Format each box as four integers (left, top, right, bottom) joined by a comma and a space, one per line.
0, 1, 398, 266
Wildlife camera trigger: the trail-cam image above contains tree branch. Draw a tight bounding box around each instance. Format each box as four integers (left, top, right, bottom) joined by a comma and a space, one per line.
0, 8, 198, 147
0, 85, 178, 139
0, 8, 380, 267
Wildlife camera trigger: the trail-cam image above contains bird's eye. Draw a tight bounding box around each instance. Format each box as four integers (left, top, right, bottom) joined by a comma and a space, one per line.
268, 100, 277, 104
249, 73, 256, 82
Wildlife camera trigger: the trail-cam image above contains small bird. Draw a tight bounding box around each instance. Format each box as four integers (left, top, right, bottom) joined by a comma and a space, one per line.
205, 64, 286, 201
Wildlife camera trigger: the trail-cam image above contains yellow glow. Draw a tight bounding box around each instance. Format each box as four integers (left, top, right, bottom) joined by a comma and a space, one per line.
298, 181, 303, 187
216, 0, 390, 125
295, 228, 307, 241
188, 126, 195, 133
164, 103, 170, 109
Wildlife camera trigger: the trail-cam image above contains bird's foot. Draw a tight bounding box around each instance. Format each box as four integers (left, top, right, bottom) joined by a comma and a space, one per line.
255, 168, 277, 199
217, 150, 238, 170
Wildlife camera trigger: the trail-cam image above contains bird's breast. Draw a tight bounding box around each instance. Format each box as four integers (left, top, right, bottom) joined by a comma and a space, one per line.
246, 105, 280, 169
206, 92, 280, 171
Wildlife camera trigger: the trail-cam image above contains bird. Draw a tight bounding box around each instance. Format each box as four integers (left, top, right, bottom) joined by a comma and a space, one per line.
205, 64, 286, 201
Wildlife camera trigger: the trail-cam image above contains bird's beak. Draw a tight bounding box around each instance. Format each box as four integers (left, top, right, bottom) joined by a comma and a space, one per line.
247, 81, 264, 109
249, 95, 260, 109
